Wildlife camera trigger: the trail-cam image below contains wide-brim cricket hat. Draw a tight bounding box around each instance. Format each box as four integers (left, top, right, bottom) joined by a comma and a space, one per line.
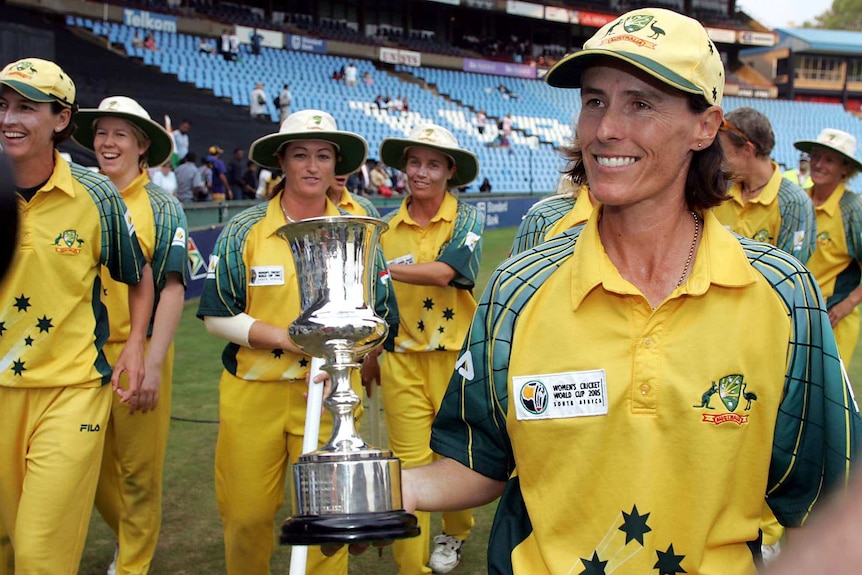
74, 96, 173, 167
0, 57, 76, 108
249, 109, 368, 174
794, 129, 862, 172
544, 8, 725, 106
380, 123, 479, 187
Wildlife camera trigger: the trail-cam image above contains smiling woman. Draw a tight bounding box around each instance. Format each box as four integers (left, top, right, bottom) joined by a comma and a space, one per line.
0, 58, 152, 574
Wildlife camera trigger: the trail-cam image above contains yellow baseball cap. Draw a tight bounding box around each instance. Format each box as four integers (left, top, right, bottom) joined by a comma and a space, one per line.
0, 58, 76, 108
545, 8, 724, 106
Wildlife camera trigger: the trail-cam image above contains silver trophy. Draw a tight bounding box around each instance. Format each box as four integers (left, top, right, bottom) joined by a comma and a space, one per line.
276, 215, 419, 545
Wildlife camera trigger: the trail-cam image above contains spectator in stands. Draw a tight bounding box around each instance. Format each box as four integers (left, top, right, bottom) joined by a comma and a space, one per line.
132, 31, 144, 49
249, 82, 269, 121
0, 58, 151, 574
363, 71, 374, 86
151, 163, 178, 196
197, 109, 397, 575
344, 61, 358, 87
278, 83, 292, 125
207, 145, 231, 201
72, 95, 187, 575
241, 160, 258, 200
479, 177, 492, 192
198, 155, 213, 201
143, 32, 157, 51
714, 107, 816, 264
227, 148, 245, 200
352, 9, 860, 575
373, 123, 484, 575
476, 109, 487, 135
373, 94, 385, 111
331, 68, 343, 81
250, 28, 262, 56
795, 128, 862, 367
389, 95, 404, 115
783, 152, 813, 189
402, 96, 410, 113
198, 38, 216, 55
370, 160, 393, 196
501, 113, 513, 139
175, 152, 204, 203
171, 119, 191, 168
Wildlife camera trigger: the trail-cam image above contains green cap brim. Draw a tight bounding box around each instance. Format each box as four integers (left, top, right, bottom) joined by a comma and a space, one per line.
0, 79, 70, 106
545, 49, 702, 97
72, 110, 173, 167
249, 131, 367, 175
379, 139, 479, 187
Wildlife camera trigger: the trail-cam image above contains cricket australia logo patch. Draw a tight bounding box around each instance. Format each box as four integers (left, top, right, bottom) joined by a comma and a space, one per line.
816, 231, 831, 247
53, 229, 84, 254
513, 369, 608, 421
692, 374, 757, 426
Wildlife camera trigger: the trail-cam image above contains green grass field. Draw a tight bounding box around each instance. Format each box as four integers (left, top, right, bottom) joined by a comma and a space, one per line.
78, 225, 862, 574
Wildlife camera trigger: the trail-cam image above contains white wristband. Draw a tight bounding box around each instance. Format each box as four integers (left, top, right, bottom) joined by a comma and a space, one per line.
204, 313, 257, 348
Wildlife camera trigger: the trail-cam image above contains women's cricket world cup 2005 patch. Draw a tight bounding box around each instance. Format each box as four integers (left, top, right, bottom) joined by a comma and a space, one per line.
513, 369, 608, 420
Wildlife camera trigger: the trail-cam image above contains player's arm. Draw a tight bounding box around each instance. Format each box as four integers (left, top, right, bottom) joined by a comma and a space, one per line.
113, 263, 154, 404
388, 261, 456, 287
132, 272, 185, 415
403, 458, 505, 513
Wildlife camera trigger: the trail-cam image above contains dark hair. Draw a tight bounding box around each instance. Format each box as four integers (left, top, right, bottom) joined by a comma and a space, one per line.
560, 93, 728, 212
51, 101, 77, 145
183, 151, 197, 163
723, 107, 775, 157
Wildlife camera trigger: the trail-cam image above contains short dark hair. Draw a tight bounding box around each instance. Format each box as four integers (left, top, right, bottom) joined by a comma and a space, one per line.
183, 151, 197, 163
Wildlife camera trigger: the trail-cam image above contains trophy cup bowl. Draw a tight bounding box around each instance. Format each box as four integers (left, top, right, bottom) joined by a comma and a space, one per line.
276, 216, 419, 545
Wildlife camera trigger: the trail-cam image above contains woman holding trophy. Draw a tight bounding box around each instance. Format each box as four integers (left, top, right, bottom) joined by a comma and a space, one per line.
196, 109, 399, 575
372, 124, 484, 575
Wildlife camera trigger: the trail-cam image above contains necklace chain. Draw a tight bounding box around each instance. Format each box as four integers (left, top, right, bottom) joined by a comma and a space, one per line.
676, 210, 699, 288
280, 202, 296, 223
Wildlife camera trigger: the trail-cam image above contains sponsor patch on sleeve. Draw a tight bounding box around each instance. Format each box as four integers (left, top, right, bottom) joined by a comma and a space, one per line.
249, 265, 285, 286
171, 227, 187, 248
464, 231, 481, 252
206, 255, 219, 279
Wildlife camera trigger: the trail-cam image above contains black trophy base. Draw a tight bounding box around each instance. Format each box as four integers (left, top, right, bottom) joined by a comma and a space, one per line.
280, 510, 420, 545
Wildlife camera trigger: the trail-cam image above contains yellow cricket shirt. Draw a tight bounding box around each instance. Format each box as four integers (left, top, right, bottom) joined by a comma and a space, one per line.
333, 187, 380, 218
432, 209, 858, 575
102, 171, 189, 342
806, 183, 862, 303
381, 191, 483, 353
0, 153, 145, 388
543, 186, 594, 241
198, 194, 399, 380
713, 163, 816, 263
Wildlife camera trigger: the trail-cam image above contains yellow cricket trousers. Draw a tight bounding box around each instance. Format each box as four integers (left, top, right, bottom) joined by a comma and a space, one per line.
833, 307, 860, 368
380, 351, 474, 575
0, 384, 111, 574
94, 341, 174, 575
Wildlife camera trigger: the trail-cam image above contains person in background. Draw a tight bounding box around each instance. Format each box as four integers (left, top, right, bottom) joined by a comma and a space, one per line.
344, 61, 358, 87
170, 119, 191, 168
175, 151, 204, 203
278, 83, 292, 125
73, 95, 188, 575
714, 107, 816, 265
390, 9, 858, 575
250, 28, 263, 56
476, 110, 487, 136
151, 162, 177, 197
241, 160, 258, 200
0, 57, 152, 574
227, 148, 245, 201
509, 176, 595, 255
783, 151, 813, 189
249, 82, 269, 122
327, 171, 380, 218
143, 32, 157, 51
198, 154, 213, 201
479, 177, 492, 192
197, 109, 399, 575
375, 124, 484, 575
207, 145, 231, 201
795, 128, 862, 367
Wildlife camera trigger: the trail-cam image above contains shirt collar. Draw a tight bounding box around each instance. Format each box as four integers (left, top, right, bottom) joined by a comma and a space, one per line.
809, 182, 846, 217
570, 208, 758, 310
264, 192, 341, 238
41, 150, 78, 198
726, 162, 783, 206
392, 190, 458, 227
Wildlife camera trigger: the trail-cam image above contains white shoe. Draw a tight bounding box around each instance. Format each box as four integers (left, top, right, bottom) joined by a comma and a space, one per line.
107, 543, 118, 575
761, 541, 781, 564
428, 533, 464, 574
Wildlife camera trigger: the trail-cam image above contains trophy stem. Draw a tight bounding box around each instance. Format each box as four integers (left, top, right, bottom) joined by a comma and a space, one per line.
321, 358, 368, 453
